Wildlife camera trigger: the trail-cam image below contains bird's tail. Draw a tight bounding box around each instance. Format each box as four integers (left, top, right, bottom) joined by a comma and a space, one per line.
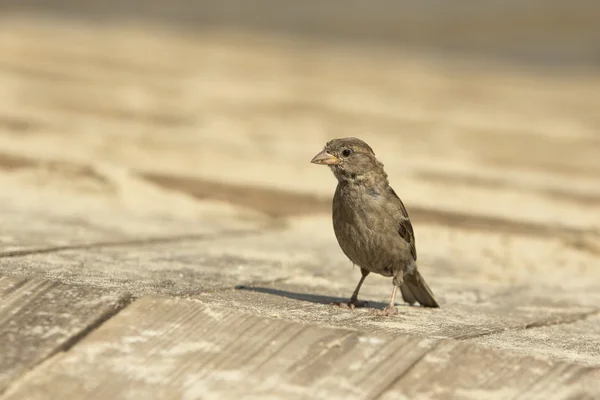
399, 269, 440, 308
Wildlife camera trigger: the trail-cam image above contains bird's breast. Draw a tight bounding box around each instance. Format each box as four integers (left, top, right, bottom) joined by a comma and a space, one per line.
332, 185, 398, 275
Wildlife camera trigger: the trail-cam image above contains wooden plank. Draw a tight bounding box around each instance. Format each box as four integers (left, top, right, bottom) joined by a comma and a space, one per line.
0, 198, 128, 254
470, 313, 600, 367
0, 183, 265, 256
0, 150, 266, 256
198, 280, 600, 367
1, 215, 598, 342
0, 275, 130, 394
378, 340, 600, 400
3, 296, 598, 400
0, 234, 292, 297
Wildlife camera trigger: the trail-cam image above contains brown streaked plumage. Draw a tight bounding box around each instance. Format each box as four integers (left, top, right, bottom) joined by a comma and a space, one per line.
311, 137, 440, 315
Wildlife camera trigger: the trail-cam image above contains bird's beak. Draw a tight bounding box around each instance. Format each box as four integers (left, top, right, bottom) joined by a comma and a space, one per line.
310, 149, 340, 165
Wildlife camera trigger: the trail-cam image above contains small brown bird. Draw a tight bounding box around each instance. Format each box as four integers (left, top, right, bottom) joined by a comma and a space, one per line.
311, 137, 440, 315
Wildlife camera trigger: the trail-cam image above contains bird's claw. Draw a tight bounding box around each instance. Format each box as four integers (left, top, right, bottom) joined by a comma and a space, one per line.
372, 305, 399, 316
348, 299, 369, 309
332, 299, 369, 310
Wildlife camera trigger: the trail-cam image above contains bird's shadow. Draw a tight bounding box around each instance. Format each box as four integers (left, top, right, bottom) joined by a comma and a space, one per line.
235, 285, 389, 309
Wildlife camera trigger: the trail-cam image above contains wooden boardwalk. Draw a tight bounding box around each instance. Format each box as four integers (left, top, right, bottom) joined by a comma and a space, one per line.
0, 13, 600, 399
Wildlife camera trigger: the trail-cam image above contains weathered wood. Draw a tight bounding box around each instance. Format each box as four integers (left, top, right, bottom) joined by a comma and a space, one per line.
379, 340, 600, 400
1, 210, 599, 298
0, 198, 128, 254
0, 275, 130, 394
0, 234, 291, 297
2, 296, 597, 400
198, 280, 600, 366
0, 186, 266, 256
1, 215, 598, 355
471, 313, 600, 367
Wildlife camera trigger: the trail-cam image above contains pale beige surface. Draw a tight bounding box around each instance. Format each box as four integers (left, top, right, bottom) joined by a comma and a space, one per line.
0, 14, 599, 399
0, 275, 130, 394
0, 158, 266, 254
1, 17, 600, 232
4, 297, 599, 400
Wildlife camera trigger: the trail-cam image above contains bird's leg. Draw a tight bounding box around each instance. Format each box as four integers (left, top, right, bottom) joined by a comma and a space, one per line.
348, 268, 370, 308
382, 285, 399, 315
374, 270, 402, 316
334, 268, 370, 309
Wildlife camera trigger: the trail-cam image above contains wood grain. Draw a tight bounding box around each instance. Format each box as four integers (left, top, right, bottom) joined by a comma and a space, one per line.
470, 313, 600, 367
0, 275, 130, 394
0, 234, 292, 297
198, 281, 600, 367
379, 340, 600, 400
3, 296, 597, 400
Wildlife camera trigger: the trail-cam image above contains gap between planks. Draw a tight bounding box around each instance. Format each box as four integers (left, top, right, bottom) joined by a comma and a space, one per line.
0, 296, 132, 398
192, 281, 600, 343
455, 308, 600, 340
0, 278, 134, 397
3, 296, 597, 399
0, 224, 284, 259
0, 277, 293, 397
371, 342, 439, 400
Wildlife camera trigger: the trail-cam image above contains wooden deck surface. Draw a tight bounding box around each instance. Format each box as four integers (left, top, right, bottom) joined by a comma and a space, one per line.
0, 10, 599, 400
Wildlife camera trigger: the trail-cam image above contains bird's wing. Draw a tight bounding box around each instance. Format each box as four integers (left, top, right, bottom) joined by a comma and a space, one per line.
387, 186, 417, 260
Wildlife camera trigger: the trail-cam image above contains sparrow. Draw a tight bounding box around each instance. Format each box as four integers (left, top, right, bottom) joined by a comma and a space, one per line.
311, 137, 440, 315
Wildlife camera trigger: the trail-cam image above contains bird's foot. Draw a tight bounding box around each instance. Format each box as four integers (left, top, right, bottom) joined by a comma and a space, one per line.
372, 305, 398, 316
348, 299, 369, 309
332, 298, 369, 310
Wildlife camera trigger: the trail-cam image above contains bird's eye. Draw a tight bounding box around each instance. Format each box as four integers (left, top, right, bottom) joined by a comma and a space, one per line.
341, 149, 353, 157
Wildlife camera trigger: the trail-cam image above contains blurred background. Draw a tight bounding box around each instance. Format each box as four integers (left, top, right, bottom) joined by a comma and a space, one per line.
0, 0, 599, 251
3, 0, 600, 65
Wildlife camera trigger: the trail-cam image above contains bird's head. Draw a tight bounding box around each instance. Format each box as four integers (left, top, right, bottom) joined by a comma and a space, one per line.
310, 137, 386, 183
